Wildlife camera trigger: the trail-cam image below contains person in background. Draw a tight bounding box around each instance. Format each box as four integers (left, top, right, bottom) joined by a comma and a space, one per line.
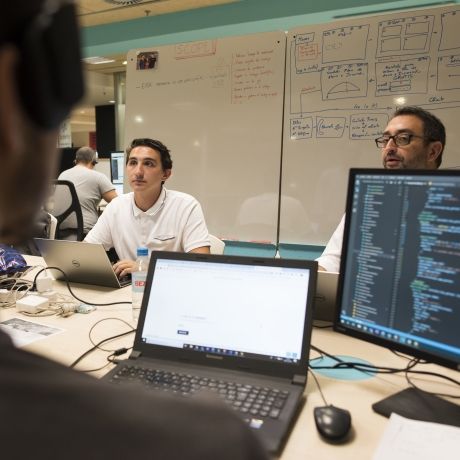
317, 106, 446, 272
58, 146, 117, 234
85, 138, 210, 277
0, 1, 267, 459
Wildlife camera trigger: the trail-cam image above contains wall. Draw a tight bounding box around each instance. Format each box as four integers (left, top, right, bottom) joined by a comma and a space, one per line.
81, 1, 457, 57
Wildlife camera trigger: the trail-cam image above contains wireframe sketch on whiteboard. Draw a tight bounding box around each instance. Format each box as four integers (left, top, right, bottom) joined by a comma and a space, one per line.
376, 15, 434, 58
322, 25, 369, 63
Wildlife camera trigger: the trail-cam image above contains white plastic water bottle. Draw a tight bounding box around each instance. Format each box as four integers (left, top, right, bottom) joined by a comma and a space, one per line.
132, 247, 149, 324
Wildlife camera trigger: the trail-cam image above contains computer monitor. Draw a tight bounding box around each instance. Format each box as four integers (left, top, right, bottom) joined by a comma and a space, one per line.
335, 169, 460, 424
110, 151, 125, 195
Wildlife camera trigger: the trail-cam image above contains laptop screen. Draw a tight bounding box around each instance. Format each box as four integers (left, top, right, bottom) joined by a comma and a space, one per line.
140, 257, 312, 364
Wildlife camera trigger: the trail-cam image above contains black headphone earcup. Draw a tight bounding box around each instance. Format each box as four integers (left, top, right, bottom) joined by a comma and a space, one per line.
17, 3, 84, 129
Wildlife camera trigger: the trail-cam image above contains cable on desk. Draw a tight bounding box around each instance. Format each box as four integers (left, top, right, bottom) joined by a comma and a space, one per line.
0, 269, 35, 308
74, 347, 133, 373
89, 317, 135, 352
308, 367, 329, 406
310, 344, 460, 398
70, 327, 135, 369
32, 267, 132, 306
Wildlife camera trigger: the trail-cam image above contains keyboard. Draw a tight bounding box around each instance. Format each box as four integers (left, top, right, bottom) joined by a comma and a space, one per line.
109, 365, 289, 419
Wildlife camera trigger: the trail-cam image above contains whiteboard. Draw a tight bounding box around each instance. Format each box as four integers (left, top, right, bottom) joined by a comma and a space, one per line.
281, 5, 460, 246
125, 31, 286, 243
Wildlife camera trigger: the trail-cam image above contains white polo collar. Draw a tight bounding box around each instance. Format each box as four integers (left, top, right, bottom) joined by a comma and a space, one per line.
132, 187, 167, 217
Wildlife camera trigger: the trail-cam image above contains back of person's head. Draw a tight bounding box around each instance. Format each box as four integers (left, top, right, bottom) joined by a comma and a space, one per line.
126, 138, 173, 170
0, 0, 84, 244
392, 106, 446, 168
1, 0, 84, 130
75, 146, 98, 165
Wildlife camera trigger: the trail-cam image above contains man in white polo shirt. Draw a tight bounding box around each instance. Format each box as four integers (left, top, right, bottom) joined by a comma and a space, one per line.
85, 138, 210, 277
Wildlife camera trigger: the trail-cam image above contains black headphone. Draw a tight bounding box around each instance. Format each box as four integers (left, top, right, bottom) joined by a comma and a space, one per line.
16, 0, 84, 129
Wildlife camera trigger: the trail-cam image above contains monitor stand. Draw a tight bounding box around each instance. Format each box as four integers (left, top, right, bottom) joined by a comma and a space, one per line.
372, 387, 460, 427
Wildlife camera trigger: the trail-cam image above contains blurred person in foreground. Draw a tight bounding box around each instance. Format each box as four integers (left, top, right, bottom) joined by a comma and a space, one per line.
0, 1, 267, 458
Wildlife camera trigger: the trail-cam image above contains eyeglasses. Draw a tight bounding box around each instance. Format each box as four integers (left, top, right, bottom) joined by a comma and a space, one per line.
374, 133, 425, 148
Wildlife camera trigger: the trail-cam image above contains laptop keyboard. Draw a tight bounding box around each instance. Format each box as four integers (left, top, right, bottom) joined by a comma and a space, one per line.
109, 365, 290, 419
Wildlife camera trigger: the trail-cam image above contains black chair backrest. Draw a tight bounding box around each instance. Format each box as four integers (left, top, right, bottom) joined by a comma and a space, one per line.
47, 180, 84, 241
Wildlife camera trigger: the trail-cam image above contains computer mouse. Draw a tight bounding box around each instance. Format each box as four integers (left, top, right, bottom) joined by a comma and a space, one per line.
313, 405, 351, 442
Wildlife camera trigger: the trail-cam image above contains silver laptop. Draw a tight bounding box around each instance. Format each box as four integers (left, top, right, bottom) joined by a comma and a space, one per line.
34, 239, 131, 288
313, 271, 339, 322
104, 251, 317, 454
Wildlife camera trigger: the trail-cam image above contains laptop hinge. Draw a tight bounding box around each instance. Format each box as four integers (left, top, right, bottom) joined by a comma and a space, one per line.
129, 350, 142, 360
292, 374, 307, 385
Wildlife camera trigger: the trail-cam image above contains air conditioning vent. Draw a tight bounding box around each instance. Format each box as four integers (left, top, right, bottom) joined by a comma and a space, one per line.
103, 0, 143, 5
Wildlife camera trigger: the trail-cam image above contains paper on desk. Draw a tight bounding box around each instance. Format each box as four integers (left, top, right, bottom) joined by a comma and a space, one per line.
0, 317, 64, 347
373, 413, 460, 460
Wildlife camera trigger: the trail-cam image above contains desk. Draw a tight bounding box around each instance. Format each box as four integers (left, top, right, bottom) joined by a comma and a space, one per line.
2, 255, 134, 376
3, 257, 459, 459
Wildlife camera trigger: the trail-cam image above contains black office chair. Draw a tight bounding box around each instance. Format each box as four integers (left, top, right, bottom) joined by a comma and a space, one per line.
45, 180, 84, 241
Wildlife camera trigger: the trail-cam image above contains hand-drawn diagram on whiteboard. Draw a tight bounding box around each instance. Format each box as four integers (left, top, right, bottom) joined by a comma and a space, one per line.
376, 15, 434, 58
286, 7, 460, 143
282, 5, 460, 246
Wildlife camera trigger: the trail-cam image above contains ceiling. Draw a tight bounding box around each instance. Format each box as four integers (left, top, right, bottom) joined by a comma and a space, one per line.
73, 0, 240, 133
76, 0, 239, 27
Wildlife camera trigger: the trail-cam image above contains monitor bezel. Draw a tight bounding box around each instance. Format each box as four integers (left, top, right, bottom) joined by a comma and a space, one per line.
109, 150, 125, 185
334, 168, 460, 372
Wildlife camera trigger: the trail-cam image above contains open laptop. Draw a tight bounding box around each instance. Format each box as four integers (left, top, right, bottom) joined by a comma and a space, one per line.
34, 239, 131, 288
104, 251, 317, 454
313, 271, 339, 322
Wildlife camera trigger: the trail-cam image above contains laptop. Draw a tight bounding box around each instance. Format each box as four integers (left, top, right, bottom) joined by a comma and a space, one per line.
104, 251, 317, 454
313, 271, 339, 322
33, 239, 131, 288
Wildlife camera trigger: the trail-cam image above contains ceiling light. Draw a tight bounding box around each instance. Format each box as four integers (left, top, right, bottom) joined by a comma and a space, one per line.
83, 56, 116, 65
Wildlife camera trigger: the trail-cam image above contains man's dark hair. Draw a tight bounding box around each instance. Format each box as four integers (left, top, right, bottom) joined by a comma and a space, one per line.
126, 138, 173, 170
1, 0, 83, 129
392, 106, 446, 167
1, 1, 43, 44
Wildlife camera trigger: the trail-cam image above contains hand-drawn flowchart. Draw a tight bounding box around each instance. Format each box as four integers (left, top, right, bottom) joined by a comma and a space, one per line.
281, 5, 460, 246
287, 7, 460, 142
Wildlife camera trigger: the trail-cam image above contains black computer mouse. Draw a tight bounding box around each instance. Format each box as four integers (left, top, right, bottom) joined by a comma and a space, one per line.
313, 405, 352, 442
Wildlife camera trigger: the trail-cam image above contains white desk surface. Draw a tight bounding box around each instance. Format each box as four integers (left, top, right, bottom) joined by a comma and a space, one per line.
2, 256, 458, 459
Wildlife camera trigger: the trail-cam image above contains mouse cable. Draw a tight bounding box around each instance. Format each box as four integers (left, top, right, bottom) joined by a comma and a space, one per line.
33, 267, 132, 306
69, 327, 135, 369
88, 317, 135, 352
308, 366, 329, 406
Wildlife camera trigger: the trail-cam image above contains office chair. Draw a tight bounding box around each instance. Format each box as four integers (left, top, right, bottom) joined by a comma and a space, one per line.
45, 180, 84, 241
209, 234, 225, 255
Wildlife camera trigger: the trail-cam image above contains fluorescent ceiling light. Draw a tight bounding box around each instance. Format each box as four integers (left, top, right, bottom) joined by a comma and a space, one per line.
83, 56, 116, 65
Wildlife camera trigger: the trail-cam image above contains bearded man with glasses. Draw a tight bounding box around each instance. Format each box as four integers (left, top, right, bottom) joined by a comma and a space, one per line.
316, 106, 446, 272
376, 106, 445, 170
